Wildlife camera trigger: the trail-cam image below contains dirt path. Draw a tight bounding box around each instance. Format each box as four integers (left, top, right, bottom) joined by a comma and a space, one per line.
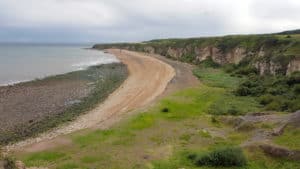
5, 49, 175, 152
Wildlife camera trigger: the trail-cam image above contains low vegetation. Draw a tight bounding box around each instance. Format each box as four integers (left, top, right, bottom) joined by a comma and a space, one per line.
187, 146, 247, 167
11, 31, 300, 168
232, 70, 300, 112
15, 56, 300, 169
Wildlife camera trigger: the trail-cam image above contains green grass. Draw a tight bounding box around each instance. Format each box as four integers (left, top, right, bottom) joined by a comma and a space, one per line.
274, 127, 300, 150
193, 67, 241, 89
16, 65, 299, 169
23, 151, 66, 167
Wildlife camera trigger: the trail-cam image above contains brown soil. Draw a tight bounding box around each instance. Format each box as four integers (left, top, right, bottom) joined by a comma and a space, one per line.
6, 49, 177, 152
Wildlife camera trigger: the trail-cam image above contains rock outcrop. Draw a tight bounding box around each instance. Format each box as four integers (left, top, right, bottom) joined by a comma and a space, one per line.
93, 36, 300, 76
287, 58, 300, 75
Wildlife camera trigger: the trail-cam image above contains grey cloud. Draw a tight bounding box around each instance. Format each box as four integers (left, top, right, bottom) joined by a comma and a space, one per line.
0, 0, 299, 43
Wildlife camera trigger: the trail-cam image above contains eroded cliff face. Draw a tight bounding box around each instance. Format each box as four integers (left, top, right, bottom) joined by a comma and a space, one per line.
287, 58, 300, 75
226, 47, 247, 64
150, 45, 299, 76
93, 41, 300, 76
161, 46, 247, 65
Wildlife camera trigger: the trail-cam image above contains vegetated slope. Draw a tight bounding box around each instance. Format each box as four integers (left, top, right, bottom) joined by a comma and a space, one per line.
6, 32, 300, 169
94, 32, 300, 76
94, 31, 300, 112
15, 55, 300, 169
276, 29, 300, 35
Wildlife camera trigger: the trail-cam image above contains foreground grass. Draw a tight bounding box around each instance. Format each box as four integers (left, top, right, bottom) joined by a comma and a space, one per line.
274, 126, 300, 150
15, 66, 299, 169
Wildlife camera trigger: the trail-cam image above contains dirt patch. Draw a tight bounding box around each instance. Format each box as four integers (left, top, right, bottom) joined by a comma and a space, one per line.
260, 144, 300, 160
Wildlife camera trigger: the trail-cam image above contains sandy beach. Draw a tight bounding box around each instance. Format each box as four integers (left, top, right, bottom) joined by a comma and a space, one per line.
6, 49, 176, 152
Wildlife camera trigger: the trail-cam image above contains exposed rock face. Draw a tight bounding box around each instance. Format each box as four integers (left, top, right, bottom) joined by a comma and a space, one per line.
254, 61, 270, 75
270, 61, 283, 75
166, 47, 184, 59
93, 42, 300, 76
15, 161, 25, 169
194, 46, 211, 62
287, 58, 300, 75
211, 47, 226, 64
143, 46, 155, 54
287, 110, 300, 127
225, 47, 247, 64
0, 161, 5, 169
192, 46, 246, 65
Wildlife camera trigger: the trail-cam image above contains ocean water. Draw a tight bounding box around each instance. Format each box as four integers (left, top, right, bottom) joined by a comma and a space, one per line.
0, 44, 119, 86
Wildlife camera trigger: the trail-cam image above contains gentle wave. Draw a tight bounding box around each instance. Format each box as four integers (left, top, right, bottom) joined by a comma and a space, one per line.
0, 45, 120, 86
72, 58, 119, 70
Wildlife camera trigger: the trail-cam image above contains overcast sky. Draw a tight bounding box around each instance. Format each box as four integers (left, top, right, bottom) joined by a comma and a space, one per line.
0, 0, 299, 43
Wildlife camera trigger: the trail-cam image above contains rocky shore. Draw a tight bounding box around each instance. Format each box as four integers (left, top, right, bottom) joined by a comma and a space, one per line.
0, 63, 128, 145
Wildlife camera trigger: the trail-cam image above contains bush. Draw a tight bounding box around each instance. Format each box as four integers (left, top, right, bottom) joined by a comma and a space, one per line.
259, 94, 274, 105
161, 107, 169, 113
223, 64, 237, 73
234, 66, 258, 76
188, 146, 247, 167
208, 104, 225, 115
293, 84, 300, 94
235, 86, 251, 96
227, 106, 239, 115
264, 99, 285, 111
287, 72, 300, 85
211, 116, 218, 123
199, 58, 220, 68
287, 98, 300, 112
0, 156, 17, 169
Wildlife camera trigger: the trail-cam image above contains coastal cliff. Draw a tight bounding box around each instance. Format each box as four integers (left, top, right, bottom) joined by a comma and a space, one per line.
94, 34, 300, 76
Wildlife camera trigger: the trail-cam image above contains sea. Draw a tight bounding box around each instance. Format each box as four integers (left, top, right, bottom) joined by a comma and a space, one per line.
0, 44, 119, 86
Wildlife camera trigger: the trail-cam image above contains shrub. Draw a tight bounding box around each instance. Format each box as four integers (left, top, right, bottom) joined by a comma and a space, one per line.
264, 100, 284, 111
287, 72, 300, 85
211, 116, 218, 123
199, 58, 220, 68
293, 84, 300, 94
259, 94, 274, 105
208, 104, 225, 115
287, 98, 300, 112
234, 66, 258, 76
223, 64, 237, 73
1, 156, 17, 169
188, 146, 247, 167
227, 107, 239, 115
161, 107, 169, 113
235, 86, 251, 96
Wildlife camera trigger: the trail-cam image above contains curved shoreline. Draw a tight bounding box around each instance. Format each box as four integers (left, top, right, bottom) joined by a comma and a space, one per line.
5, 49, 175, 152
0, 63, 128, 145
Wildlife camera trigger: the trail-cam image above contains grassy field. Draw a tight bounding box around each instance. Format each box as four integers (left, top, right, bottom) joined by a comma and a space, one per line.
14, 64, 300, 169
